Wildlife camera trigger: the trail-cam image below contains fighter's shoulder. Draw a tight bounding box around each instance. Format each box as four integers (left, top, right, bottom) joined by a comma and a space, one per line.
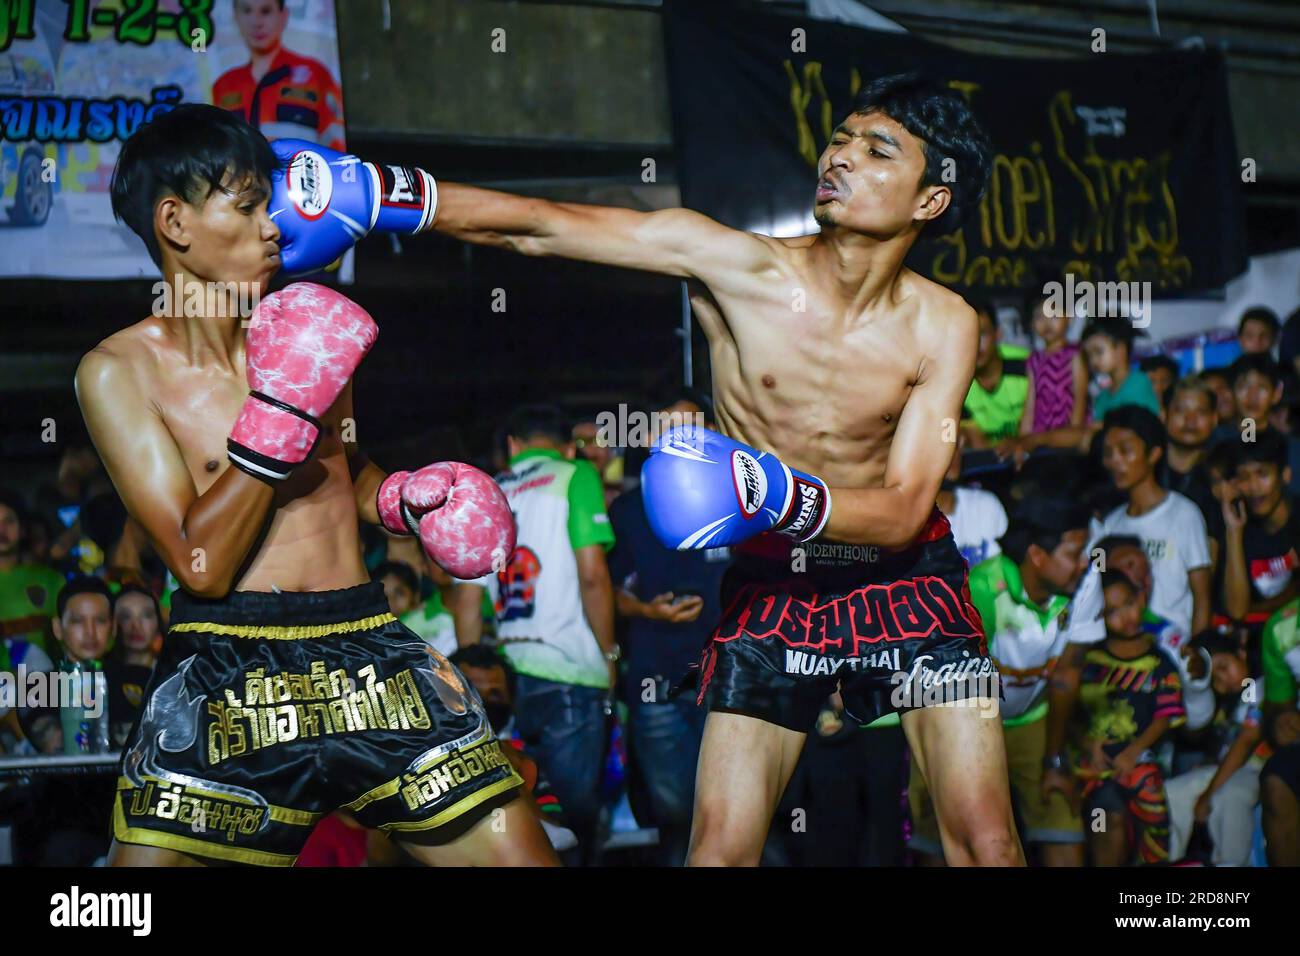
905, 272, 978, 351
75, 321, 159, 402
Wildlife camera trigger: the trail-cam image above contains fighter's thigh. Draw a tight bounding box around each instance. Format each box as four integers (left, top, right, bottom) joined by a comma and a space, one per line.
902, 705, 1016, 844
396, 794, 560, 867
108, 839, 208, 867
689, 710, 806, 866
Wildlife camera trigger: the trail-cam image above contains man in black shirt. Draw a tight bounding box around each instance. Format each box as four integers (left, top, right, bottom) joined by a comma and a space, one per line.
1220, 431, 1300, 632
1165, 375, 1222, 540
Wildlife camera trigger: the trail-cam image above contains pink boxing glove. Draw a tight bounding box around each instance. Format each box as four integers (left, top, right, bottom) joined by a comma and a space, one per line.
377, 462, 516, 579
228, 283, 377, 482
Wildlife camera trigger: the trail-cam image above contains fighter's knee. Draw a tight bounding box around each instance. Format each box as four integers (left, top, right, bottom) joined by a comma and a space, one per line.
941, 808, 1022, 866
686, 804, 761, 867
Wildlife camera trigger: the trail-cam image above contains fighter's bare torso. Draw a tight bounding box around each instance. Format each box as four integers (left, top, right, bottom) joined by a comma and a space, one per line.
84, 316, 366, 593
689, 233, 975, 490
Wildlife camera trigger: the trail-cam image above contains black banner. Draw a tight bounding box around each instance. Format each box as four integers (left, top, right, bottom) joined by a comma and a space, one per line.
663, 4, 1248, 296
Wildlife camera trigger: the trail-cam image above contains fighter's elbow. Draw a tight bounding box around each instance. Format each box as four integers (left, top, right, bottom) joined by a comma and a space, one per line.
174, 565, 234, 600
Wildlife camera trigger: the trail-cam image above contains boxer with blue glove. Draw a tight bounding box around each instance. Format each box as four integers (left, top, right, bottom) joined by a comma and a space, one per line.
275, 77, 1021, 867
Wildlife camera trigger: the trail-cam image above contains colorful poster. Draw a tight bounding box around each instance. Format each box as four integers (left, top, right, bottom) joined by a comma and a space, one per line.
0, 0, 343, 278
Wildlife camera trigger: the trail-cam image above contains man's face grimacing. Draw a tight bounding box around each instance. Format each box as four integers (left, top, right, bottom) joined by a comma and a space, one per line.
235, 0, 288, 55
814, 110, 948, 236
166, 170, 280, 288
54, 593, 113, 664
1032, 528, 1088, 595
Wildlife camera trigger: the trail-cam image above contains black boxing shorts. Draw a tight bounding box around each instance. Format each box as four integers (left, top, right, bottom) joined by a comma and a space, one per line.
112, 582, 523, 866
696, 509, 998, 732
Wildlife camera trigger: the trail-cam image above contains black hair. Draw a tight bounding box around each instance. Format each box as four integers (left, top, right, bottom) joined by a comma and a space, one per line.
110, 103, 279, 269
1201, 366, 1230, 386
373, 560, 419, 595
649, 385, 716, 423
967, 297, 998, 330
450, 644, 518, 702
1139, 354, 1179, 378
1191, 628, 1239, 659
1100, 569, 1138, 597
1236, 429, 1288, 472
1093, 534, 1144, 562
0, 487, 25, 528
505, 404, 572, 447
1081, 316, 1145, 352
1101, 405, 1167, 455
56, 575, 113, 620
1238, 306, 1280, 338
1228, 352, 1281, 389
999, 497, 1090, 565
849, 72, 992, 234
1204, 438, 1239, 478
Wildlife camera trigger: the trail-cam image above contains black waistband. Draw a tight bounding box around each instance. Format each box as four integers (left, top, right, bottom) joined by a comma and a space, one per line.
168, 582, 390, 629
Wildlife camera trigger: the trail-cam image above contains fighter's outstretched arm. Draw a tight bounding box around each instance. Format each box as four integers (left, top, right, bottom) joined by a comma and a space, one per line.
821, 305, 979, 549
76, 349, 274, 598
429, 185, 773, 287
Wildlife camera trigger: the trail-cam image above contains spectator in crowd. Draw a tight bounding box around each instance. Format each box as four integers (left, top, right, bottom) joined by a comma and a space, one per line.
1164, 375, 1223, 539
1280, 307, 1300, 379
1021, 292, 1087, 434
18, 576, 117, 865
375, 558, 424, 614
1215, 353, 1300, 495
1085, 317, 1161, 421
20, 512, 52, 566
0, 489, 64, 656
1219, 430, 1299, 627
936, 431, 1008, 568
1139, 354, 1180, 415
911, 497, 1090, 866
451, 644, 578, 855
1201, 367, 1238, 426
1238, 306, 1281, 357
453, 404, 616, 861
20, 576, 115, 755
1260, 596, 1300, 865
33, 444, 109, 573
996, 316, 1159, 462
107, 584, 161, 747
573, 418, 624, 508
1093, 406, 1212, 638
1164, 630, 1267, 866
608, 392, 727, 866
1093, 534, 1214, 730
1073, 570, 1186, 865
962, 301, 1029, 447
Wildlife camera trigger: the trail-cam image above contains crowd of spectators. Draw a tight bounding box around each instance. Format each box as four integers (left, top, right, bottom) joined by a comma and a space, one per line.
3, 299, 1300, 867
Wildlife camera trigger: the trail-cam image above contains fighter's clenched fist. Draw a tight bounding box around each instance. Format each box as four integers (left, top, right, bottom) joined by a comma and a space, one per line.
227, 282, 377, 482
378, 462, 516, 579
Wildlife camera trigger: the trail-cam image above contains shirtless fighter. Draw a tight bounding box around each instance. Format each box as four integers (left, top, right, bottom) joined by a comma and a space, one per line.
270, 73, 1021, 866
77, 104, 556, 866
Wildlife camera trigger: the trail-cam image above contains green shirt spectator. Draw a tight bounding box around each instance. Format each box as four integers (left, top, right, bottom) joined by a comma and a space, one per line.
964, 344, 1031, 443
1093, 367, 1161, 420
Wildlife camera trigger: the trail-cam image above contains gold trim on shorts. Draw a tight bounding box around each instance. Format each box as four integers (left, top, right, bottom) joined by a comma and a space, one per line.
169, 612, 396, 641
113, 775, 325, 867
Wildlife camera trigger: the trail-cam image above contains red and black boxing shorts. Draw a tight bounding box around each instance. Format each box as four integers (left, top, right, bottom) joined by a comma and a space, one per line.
696, 509, 997, 732
113, 582, 522, 866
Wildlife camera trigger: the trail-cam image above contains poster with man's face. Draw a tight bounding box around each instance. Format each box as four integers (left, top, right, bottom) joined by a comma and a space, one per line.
0, 0, 344, 279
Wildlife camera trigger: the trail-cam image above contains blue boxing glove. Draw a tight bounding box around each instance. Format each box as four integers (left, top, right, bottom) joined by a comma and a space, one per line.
642, 425, 832, 550
268, 138, 438, 275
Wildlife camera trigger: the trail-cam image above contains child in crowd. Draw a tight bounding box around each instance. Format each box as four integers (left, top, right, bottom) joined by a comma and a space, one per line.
1164, 631, 1267, 865
1074, 571, 1185, 865
1021, 293, 1088, 434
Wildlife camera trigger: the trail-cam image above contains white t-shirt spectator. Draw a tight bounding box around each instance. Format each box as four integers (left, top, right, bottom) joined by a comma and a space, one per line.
1089, 490, 1211, 636
946, 487, 1008, 568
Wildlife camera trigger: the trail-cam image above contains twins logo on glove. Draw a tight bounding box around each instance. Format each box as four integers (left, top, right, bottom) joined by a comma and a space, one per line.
641, 425, 831, 551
